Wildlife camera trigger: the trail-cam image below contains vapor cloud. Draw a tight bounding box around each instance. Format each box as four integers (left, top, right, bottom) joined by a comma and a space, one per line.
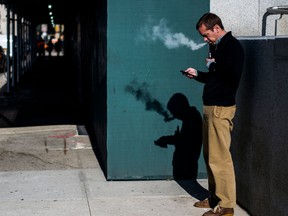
138, 18, 206, 51
125, 79, 173, 121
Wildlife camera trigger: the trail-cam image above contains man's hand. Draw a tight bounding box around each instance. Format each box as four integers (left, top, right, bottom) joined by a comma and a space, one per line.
205, 57, 215, 64
205, 58, 216, 69
184, 68, 197, 79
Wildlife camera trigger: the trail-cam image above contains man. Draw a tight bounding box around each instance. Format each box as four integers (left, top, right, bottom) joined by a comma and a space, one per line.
183, 13, 244, 216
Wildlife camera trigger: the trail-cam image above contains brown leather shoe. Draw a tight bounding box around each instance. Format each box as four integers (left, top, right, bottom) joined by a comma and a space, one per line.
202, 206, 234, 216
194, 198, 210, 208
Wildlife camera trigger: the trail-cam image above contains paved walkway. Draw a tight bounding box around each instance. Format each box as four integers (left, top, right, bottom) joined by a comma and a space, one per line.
0, 125, 250, 216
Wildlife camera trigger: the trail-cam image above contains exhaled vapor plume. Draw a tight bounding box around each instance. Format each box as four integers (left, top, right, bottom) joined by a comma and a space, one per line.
138, 18, 206, 51
125, 80, 173, 121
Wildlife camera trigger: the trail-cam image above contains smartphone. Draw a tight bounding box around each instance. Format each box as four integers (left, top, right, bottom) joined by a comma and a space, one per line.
180, 70, 188, 75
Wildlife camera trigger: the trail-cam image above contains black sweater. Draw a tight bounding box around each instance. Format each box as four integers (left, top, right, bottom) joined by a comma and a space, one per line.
195, 32, 244, 106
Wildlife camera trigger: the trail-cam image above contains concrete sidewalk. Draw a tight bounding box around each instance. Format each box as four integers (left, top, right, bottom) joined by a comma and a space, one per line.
0, 125, 250, 216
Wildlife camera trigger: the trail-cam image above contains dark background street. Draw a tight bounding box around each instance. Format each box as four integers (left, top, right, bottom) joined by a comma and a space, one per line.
0, 56, 84, 128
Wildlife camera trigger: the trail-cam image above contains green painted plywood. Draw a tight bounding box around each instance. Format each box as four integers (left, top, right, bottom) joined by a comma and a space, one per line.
107, 0, 209, 180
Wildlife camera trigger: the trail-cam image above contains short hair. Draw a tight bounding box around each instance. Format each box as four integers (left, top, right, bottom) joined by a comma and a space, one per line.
196, 13, 224, 30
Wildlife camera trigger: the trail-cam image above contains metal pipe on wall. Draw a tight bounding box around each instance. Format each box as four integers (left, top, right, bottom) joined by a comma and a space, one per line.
262, 5, 288, 36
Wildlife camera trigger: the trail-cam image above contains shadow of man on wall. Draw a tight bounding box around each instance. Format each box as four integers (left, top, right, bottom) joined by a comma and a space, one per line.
154, 92, 202, 180
154, 92, 210, 200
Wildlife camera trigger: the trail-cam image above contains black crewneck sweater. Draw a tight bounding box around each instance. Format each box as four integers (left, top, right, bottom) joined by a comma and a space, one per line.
195, 32, 244, 106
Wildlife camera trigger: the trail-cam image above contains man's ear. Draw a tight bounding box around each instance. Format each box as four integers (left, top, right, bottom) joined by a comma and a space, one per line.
213, 25, 221, 33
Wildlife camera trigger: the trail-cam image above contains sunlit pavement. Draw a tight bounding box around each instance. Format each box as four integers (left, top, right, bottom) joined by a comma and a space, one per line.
0, 125, 250, 216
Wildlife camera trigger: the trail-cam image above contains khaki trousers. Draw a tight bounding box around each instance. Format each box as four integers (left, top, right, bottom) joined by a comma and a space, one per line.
203, 105, 236, 208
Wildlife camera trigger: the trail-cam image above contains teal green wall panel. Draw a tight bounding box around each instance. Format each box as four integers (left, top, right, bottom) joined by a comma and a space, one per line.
107, 0, 209, 179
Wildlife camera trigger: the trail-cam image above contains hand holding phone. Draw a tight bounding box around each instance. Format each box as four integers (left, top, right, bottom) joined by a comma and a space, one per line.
180, 68, 197, 78
180, 70, 188, 75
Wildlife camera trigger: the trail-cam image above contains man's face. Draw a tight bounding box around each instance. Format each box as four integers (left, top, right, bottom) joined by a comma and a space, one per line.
198, 24, 218, 45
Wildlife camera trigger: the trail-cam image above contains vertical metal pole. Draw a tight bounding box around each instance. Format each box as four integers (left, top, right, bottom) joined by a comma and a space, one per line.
22, 19, 26, 73
17, 15, 20, 82
18, 17, 23, 76
274, 14, 283, 36
262, 12, 269, 36
11, 10, 15, 87
24, 19, 28, 73
28, 21, 32, 69
25, 20, 27, 72
6, 4, 10, 93
27, 21, 31, 70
